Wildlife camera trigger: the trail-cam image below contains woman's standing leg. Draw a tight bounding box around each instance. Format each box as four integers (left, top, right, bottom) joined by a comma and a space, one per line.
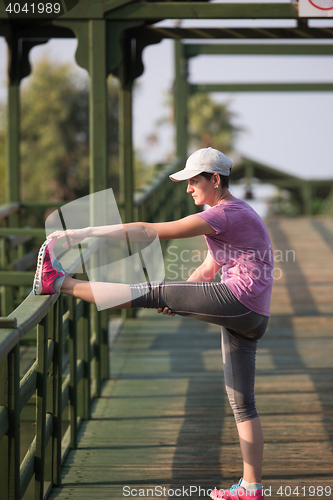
237, 417, 263, 483
221, 326, 263, 484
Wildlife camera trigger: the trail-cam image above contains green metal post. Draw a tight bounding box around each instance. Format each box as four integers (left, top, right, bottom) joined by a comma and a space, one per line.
245, 163, 254, 199
0, 344, 20, 500
119, 56, 134, 224
119, 37, 136, 319
87, 19, 109, 378
174, 40, 188, 163
82, 301, 91, 419
53, 297, 63, 486
174, 41, 192, 215
6, 37, 20, 205
100, 308, 109, 380
89, 19, 108, 197
302, 182, 312, 215
69, 297, 78, 449
35, 315, 48, 500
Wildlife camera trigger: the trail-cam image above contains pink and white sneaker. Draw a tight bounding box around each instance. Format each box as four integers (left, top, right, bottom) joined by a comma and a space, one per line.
33, 238, 68, 295
210, 479, 264, 500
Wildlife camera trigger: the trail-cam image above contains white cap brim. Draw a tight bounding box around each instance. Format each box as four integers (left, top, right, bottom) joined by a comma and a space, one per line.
169, 169, 205, 182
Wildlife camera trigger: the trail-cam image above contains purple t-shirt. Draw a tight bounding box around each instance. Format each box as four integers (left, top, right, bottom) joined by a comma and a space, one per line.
196, 199, 273, 317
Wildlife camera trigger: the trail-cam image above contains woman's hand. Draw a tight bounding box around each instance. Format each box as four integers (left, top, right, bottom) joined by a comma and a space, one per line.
47, 227, 90, 248
157, 307, 175, 317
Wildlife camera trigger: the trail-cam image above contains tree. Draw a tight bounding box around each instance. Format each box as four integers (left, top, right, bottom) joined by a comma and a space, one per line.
0, 58, 120, 204
187, 93, 239, 154
150, 91, 239, 161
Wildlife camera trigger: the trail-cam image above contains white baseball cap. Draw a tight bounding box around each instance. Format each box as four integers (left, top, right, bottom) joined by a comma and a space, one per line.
169, 147, 233, 182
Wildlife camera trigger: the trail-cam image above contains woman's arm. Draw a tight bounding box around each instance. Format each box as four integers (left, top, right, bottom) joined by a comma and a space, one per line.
187, 251, 221, 282
49, 215, 216, 247
90, 215, 216, 241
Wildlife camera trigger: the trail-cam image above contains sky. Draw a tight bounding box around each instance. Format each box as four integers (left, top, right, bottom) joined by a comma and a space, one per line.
1, 4, 333, 203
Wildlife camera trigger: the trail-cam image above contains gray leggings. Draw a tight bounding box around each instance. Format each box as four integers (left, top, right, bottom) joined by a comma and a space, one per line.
130, 281, 269, 423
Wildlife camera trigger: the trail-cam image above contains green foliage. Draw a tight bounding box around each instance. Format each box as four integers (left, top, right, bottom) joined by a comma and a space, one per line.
319, 187, 333, 216
268, 189, 301, 216
187, 93, 239, 154
133, 152, 156, 191
0, 58, 120, 204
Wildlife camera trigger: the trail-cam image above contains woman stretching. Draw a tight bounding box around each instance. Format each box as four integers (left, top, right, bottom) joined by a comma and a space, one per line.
34, 147, 273, 500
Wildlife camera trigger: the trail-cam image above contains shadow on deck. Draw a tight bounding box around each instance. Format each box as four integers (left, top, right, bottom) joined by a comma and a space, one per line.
49, 217, 333, 500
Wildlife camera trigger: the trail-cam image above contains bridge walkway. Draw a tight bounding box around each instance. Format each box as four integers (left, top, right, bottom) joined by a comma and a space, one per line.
48, 217, 333, 500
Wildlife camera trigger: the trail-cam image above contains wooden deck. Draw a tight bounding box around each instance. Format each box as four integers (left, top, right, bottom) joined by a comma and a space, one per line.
49, 217, 333, 500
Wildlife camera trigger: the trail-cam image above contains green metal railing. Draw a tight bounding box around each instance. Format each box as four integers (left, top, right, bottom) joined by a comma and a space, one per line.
0, 237, 109, 500
0, 159, 191, 500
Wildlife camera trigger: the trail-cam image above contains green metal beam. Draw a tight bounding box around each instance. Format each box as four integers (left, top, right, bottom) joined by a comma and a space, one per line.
141, 25, 333, 41
0, 228, 45, 238
191, 83, 333, 93
184, 44, 333, 58
107, 3, 299, 20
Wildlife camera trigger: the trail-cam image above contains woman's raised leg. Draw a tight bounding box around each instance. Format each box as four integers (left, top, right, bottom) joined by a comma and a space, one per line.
60, 276, 133, 309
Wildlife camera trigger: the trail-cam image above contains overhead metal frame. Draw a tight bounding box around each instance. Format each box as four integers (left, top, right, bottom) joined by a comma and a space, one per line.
0, 0, 332, 218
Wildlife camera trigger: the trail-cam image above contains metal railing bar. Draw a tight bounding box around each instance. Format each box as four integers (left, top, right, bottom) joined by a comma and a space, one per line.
19, 360, 37, 413
19, 435, 36, 499
0, 405, 8, 441
62, 310, 70, 323
61, 358, 84, 415
19, 340, 54, 413
0, 240, 103, 364
43, 482, 53, 500
76, 299, 84, 321
0, 327, 20, 365
0, 271, 35, 286
62, 317, 70, 342
0, 160, 182, 498
0, 318, 17, 329
19, 413, 53, 500
61, 375, 70, 414
0, 228, 46, 238
90, 377, 97, 400
0, 202, 21, 221
21, 202, 64, 209
76, 359, 84, 387
134, 159, 182, 206
90, 338, 97, 362
60, 417, 82, 466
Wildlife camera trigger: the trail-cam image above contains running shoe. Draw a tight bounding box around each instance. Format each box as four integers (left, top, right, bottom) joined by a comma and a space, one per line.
210, 479, 264, 500
33, 238, 68, 295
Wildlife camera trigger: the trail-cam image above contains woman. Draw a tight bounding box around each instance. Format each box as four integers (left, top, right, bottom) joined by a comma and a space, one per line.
34, 147, 273, 500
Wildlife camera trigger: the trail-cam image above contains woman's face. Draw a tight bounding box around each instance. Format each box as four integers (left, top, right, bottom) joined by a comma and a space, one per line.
186, 174, 216, 206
